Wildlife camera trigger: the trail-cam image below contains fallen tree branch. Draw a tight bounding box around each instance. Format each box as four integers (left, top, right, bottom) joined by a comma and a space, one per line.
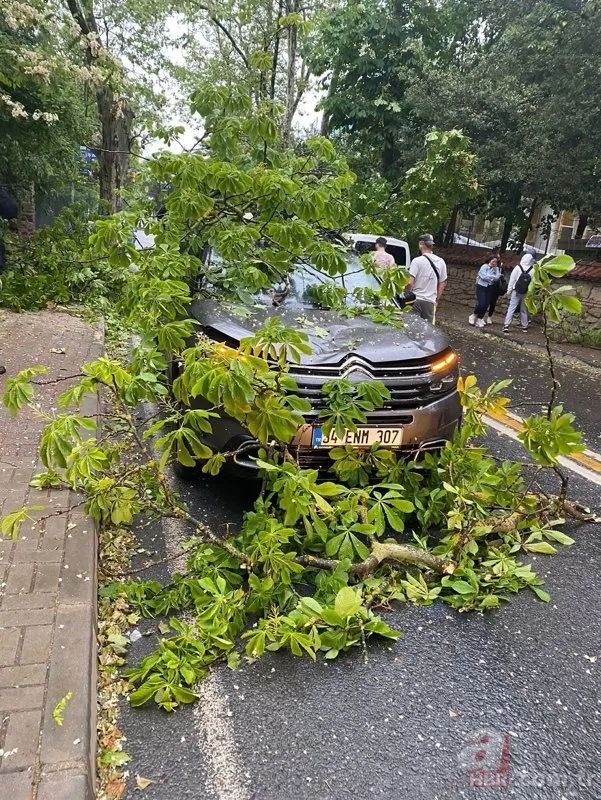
296, 541, 455, 577
562, 499, 601, 523
32, 373, 85, 385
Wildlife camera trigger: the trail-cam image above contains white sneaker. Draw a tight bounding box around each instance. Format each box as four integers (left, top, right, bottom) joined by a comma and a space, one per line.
485, 315, 493, 325
468, 314, 476, 326
475, 318, 486, 328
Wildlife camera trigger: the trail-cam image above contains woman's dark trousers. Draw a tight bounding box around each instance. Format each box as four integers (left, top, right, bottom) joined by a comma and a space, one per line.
474, 284, 491, 319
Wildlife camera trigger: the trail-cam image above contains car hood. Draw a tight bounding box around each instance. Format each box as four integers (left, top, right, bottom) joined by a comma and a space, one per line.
188, 299, 451, 365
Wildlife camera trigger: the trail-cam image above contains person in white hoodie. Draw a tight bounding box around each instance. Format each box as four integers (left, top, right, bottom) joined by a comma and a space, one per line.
503, 253, 536, 333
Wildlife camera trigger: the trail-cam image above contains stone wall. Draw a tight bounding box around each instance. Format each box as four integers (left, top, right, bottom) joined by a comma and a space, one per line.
16, 184, 35, 238
443, 262, 601, 345
444, 264, 487, 311
547, 280, 601, 345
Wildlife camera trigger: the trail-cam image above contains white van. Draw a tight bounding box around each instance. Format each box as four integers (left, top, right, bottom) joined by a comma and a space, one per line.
347, 233, 411, 267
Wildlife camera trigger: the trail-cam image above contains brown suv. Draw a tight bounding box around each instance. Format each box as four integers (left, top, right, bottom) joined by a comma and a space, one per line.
173, 239, 461, 474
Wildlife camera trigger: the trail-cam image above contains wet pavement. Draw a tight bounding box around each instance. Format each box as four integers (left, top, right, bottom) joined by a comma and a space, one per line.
117, 330, 601, 800
442, 322, 601, 448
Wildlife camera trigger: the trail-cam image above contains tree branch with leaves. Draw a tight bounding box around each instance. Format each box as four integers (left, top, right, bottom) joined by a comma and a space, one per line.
2, 90, 594, 715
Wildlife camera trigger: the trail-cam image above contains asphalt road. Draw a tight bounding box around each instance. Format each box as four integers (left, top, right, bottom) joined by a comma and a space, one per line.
118, 332, 601, 800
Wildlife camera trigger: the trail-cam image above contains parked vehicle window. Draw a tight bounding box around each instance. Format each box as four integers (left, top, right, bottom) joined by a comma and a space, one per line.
256, 254, 381, 308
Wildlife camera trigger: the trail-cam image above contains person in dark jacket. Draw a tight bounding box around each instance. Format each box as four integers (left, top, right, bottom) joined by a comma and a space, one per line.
0, 187, 19, 376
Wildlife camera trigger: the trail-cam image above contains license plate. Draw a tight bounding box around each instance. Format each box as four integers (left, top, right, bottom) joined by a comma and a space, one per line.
311, 426, 403, 448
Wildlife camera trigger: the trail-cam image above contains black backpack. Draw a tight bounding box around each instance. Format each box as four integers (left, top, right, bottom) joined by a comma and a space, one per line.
515, 265, 533, 294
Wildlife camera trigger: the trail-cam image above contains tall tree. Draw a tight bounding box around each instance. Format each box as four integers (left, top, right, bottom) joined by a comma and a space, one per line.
0, 2, 94, 199
310, 0, 476, 178
3, 0, 185, 212
312, 0, 601, 243
62, 0, 135, 213
179, 0, 322, 142
61, 0, 183, 212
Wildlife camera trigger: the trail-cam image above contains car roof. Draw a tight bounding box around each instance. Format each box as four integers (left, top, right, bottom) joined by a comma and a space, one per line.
347, 233, 410, 249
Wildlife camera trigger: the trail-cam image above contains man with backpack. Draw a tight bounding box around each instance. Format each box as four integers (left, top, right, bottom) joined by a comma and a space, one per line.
503, 253, 536, 333
406, 233, 447, 323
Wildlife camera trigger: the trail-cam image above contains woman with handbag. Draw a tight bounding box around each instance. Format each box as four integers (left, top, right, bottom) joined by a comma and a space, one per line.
468, 255, 501, 328
485, 260, 508, 325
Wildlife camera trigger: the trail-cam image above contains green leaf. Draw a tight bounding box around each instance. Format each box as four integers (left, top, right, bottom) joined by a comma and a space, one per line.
319, 608, 344, 626
363, 617, 402, 640
2, 366, 47, 415
526, 541, 557, 555
544, 530, 575, 546
442, 578, 475, 595
171, 685, 199, 705
542, 254, 574, 278
100, 749, 131, 767
334, 586, 362, 618
557, 294, 581, 314
52, 691, 73, 726
129, 677, 164, 707
1, 506, 43, 540
530, 586, 551, 603
301, 596, 324, 615
314, 482, 344, 498
227, 651, 241, 670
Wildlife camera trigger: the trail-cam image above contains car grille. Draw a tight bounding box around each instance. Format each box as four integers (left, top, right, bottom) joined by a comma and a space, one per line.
293, 438, 448, 467
288, 354, 445, 410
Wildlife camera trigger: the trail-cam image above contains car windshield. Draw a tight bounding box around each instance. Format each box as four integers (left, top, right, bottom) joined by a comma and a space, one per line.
257, 253, 381, 309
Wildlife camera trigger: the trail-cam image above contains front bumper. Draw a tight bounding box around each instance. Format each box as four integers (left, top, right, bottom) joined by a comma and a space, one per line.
198, 390, 462, 474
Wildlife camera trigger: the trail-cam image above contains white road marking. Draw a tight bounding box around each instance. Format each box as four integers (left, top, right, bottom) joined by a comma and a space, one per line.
194, 674, 251, 800
484, 414, 601, 487
162, 516, 189, 572
160, 493, 250, 800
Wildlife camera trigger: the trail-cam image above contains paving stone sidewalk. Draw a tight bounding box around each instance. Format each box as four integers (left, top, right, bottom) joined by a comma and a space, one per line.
0, 310, 102, 800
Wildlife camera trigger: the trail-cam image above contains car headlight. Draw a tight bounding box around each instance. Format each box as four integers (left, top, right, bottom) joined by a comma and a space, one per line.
431, 351, 458, 373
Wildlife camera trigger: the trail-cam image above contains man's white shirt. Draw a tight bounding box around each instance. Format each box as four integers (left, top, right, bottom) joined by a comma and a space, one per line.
409, 253, 447, 303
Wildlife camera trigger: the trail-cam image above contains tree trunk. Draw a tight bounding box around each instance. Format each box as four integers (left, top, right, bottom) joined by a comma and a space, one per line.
270, 0, 284, 102
500, 215, 513, 253
517, 197, 538, 251
444, 206, 459, 246
96, 89, 134, 214
281, 0, 298, 146
500, 186, 522, 252
320, 67, 338, 137
66, 0, 133, 214
16, 184, 35, 238
575, 214, 589, 239
381, 135, 396, 179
